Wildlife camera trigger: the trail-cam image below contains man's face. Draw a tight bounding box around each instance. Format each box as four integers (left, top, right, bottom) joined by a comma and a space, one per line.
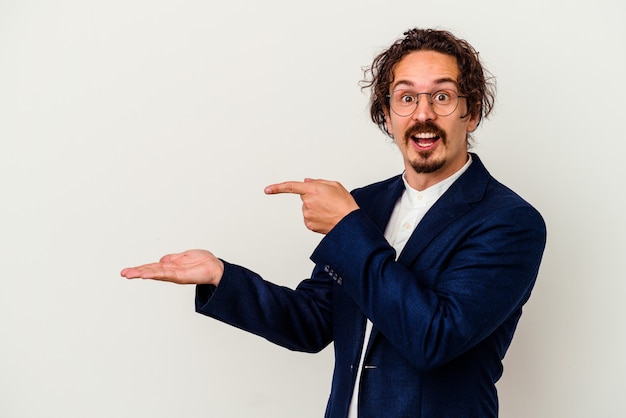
384, 50, 479, 190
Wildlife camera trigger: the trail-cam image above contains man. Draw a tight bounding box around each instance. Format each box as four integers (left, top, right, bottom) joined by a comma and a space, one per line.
121, 28, 546, 418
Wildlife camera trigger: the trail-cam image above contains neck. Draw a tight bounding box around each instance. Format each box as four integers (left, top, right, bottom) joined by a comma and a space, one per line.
404, 153, 470, 191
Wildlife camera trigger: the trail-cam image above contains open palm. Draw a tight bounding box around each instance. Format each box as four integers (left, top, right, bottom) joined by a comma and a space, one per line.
121, 249, 224, 285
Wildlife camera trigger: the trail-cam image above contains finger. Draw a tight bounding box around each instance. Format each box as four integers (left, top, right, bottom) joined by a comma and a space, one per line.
264, 181, 309, 195
304, 178, 340, 187
120, 266, 147, 278
121, 267, 146, 279
303, 178, 331, 183
120, 263, 167, 279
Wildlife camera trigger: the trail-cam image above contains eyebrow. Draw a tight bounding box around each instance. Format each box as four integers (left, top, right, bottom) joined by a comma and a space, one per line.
392, 77, 459, 90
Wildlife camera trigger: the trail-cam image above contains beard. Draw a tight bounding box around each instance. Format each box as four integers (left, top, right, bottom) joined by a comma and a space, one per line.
410, 151, 445, 173
403, 121, 447, 174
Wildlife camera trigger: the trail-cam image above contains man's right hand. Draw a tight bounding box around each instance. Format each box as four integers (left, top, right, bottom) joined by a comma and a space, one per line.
120, 249, 224, 286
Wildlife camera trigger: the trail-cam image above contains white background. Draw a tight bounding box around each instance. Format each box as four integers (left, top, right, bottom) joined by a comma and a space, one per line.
1, 1, 624, 417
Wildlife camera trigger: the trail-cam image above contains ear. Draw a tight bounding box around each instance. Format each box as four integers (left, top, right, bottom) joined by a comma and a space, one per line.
466, 102, 481, 133
384, 108, 394, 137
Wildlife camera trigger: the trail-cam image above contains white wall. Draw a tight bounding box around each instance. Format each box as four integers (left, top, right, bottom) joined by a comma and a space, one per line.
1, 1, 624, 417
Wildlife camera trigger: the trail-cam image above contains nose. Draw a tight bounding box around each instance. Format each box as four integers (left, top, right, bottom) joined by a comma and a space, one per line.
412, 94, 436, 122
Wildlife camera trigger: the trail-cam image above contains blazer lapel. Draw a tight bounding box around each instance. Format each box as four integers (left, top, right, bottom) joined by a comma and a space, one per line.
397, 153, 490, 267
351, 176, 404, 358
358, 155, 492, 358
363, 155, 491, 355
361, 176, 406, 233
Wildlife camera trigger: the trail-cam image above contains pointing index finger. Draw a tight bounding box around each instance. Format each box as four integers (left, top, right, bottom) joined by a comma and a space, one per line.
265, 181, 308, 195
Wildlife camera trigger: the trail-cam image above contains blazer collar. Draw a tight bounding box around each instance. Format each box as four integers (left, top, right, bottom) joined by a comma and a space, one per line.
359, 153, 491, 265
396, 153, 491, 266
363, 154, 491, 353
365, 178, 406, 233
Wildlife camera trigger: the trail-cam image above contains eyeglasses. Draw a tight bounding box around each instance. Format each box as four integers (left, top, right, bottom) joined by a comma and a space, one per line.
386, 89, 468, 117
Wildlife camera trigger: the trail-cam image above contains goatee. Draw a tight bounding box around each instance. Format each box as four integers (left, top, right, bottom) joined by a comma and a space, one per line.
404, 122, 447, 174
410, 151, 445, 173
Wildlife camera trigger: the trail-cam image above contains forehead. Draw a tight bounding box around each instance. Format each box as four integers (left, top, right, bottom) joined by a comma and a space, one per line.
391, 50, 460, 89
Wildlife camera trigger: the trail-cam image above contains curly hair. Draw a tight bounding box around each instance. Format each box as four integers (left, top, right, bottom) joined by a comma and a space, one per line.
361, 28, 496, 140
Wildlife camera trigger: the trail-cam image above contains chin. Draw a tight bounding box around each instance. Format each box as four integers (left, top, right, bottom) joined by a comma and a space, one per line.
409, 152, 446, 174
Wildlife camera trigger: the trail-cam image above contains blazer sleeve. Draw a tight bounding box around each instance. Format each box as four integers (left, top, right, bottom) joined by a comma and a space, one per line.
195, 260, 334, 353
310, 203, 547, 370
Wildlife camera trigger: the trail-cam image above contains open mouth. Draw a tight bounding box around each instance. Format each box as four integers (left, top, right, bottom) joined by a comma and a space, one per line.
411, 132, 441, 149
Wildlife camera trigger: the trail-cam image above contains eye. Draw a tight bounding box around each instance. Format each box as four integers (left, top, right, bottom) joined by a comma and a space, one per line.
399, 93, 416, 105
432, 90, 453, 103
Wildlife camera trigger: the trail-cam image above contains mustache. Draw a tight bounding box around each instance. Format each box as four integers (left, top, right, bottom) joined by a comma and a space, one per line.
404, 122, 447, 143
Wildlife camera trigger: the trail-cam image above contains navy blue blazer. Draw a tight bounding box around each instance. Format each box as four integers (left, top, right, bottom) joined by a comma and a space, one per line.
196, 154, 546, 417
